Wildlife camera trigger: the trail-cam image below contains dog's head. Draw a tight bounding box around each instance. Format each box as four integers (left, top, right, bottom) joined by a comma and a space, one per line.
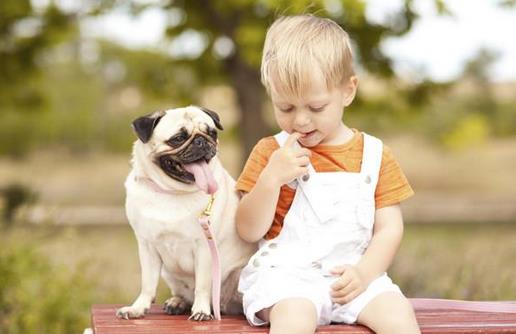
132, 106, 223, 194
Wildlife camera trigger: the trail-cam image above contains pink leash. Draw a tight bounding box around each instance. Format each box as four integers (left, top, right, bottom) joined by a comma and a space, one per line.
411, 298, 516, 313
136, 177, 222, 320
199, 195, 222, 320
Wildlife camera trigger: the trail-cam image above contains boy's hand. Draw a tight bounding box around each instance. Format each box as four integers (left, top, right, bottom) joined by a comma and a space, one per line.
261, 132, 311, 187
329, 265, 366, 305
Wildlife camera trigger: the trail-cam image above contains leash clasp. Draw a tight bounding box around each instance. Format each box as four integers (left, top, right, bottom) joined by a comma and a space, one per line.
201, 195, 215, 217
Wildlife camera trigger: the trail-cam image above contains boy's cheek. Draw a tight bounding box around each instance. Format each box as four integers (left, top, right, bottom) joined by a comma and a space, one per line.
275, 120, 292, 133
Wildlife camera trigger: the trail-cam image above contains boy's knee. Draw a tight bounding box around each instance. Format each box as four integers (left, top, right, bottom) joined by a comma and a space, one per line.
358, 293, 420, 334
376, 305, 420, 334
380, 315, 419, 333
269, 298, 318, 334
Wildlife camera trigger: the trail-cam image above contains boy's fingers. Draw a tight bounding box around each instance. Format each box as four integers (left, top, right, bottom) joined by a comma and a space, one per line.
331, 275, 352, 291
297, 156, 310, 167
330, 265, 347, 275
295, 148, 311, 158
284, 132, 302, 147
330, 282, 356, 298
295, 167, 309, 178
332, 289, 360, 305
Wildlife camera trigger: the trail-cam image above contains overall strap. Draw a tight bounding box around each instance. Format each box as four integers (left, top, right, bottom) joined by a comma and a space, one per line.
273, 131, 334, 223
273, 130, 290, 146
360, 133, 383, 188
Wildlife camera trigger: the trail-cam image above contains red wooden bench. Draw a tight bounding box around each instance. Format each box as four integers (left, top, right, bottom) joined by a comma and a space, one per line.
90, 299, 516, 333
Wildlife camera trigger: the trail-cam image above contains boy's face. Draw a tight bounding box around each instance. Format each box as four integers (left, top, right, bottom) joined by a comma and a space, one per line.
270, 72, 358, 147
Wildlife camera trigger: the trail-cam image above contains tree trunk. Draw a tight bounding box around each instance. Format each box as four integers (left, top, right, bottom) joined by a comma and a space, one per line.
225, 57, 270, 169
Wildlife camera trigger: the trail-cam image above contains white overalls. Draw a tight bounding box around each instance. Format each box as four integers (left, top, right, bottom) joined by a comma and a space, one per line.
238, 131, 402, 326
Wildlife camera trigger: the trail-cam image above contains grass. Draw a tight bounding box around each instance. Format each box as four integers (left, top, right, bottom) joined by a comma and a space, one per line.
393, 223, 516, 300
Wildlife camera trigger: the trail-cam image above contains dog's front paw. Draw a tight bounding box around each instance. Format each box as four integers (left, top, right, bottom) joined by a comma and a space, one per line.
164, 296, 190, 315
116, 305, 148, 319
188, 299, 213, 321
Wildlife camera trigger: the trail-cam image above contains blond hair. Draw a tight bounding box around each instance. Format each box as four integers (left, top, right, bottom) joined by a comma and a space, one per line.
261, 14, 355, 97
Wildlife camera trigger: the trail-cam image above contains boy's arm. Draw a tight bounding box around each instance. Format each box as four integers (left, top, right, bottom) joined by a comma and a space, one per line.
235, 132, 311, 243
356, 204, 404, 284
235, 171, 282, 243
330, 205, 407, 304
355, 145, 413, 283
331, 148, 412, 304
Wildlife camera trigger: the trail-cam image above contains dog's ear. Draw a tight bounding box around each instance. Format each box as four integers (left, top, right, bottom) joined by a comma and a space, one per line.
132, 110, 166, 143
199, 106, 223, 131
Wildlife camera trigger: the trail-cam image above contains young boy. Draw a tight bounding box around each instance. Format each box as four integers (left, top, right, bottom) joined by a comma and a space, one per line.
235, 15, 420, 334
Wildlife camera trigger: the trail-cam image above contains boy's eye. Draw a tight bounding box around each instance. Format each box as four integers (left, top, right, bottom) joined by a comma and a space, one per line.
309, 105, 326, 112
279, 106, 294, 112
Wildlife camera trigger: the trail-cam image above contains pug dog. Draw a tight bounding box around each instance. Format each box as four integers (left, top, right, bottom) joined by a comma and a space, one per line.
116, 106, 255, 321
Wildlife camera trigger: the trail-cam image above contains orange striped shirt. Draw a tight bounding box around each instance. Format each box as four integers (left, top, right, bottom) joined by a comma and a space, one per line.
236, 129, 414, 240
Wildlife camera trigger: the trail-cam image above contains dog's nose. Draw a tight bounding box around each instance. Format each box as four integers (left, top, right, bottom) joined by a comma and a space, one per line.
193, 136, 206, 148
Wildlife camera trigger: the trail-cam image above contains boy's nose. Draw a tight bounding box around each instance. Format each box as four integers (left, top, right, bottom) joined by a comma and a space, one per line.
294, 112, 310, 127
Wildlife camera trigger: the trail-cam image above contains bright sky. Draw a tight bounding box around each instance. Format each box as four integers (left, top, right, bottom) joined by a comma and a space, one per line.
80, 0, 516, 82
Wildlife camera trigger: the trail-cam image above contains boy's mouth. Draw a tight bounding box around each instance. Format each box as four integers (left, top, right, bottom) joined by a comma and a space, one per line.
300, 130, 317, 137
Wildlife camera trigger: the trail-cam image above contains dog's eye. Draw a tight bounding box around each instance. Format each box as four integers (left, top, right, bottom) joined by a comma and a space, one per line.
167, 132, 188, 147
207, 128, 218, 141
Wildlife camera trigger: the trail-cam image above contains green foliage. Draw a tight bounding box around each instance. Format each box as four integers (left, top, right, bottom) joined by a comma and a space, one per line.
492, 101, 516, 136
393, 223, 516, 300
0, 0, 514, 158
0, 41, 184, 157
163, 0, 418, 76
98, 41, 198, 103
0, 246, 97, 334
0, 0, 77, 113
441, 114, 490, 150
1, 183, 38, 226
462, 49, 500, 84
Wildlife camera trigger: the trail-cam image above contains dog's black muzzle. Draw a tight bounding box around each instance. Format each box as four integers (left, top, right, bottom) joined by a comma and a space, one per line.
157, 134, 217, 184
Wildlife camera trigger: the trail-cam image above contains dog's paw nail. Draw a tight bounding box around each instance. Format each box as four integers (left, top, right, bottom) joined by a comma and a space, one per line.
189, 312, 213, 321
116, 310, 127, 319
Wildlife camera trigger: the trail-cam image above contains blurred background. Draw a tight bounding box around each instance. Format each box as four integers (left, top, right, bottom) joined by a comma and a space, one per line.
1, 0, 515, 332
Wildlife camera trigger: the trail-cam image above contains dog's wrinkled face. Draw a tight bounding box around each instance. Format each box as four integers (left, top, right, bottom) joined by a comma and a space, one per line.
132, 106, 223, 194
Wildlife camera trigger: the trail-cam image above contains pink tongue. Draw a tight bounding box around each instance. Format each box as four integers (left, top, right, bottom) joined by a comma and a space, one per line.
184, 160, 218, 194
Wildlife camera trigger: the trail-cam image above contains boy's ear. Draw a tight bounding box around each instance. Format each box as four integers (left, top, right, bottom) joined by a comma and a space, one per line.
342, 76, 359, 107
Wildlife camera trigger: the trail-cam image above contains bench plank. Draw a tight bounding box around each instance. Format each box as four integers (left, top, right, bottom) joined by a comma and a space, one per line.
91, 299, 516, 333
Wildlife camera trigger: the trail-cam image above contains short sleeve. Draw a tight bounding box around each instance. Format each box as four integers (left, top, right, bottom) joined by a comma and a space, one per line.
375, 145, 414, 208
236, 137, 279, 193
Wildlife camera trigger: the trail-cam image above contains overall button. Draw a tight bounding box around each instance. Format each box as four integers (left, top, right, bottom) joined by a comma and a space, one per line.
268, 243, 278, 249
311, 261, 322, 269
364, 175, 371, 184
253, 258, 260, 267
260, 251, 269, 256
